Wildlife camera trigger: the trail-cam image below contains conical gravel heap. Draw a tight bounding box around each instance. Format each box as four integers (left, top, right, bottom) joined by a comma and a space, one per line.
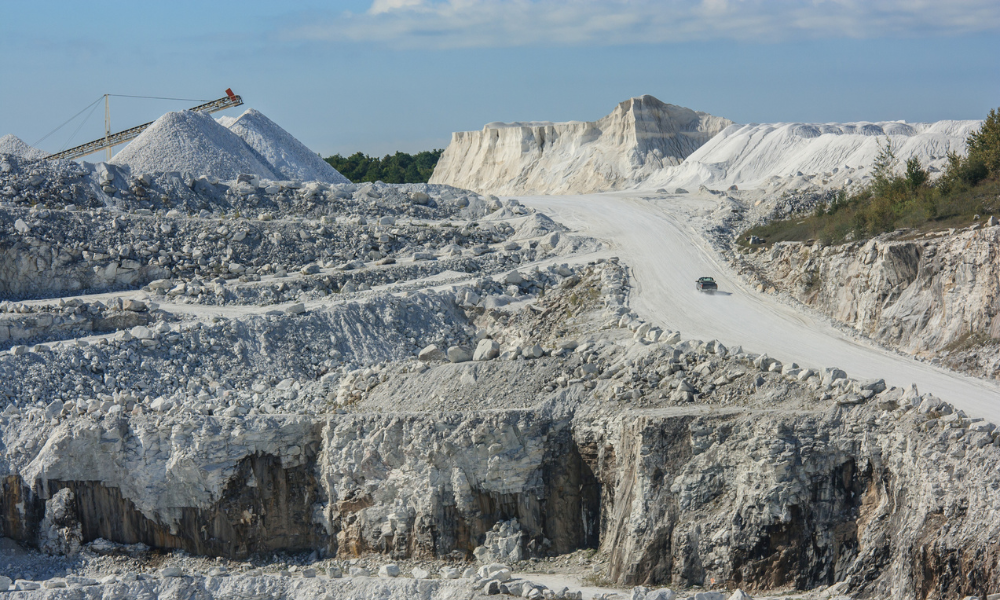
110, 110, 278, 180
224, 108, 349, 184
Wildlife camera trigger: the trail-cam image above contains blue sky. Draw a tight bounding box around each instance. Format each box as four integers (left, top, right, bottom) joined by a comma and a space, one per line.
2, 1, 999, 158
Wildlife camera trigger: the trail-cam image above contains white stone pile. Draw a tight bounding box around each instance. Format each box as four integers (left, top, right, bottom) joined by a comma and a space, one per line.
0, 134, 47, 159
223, 108, 350, 184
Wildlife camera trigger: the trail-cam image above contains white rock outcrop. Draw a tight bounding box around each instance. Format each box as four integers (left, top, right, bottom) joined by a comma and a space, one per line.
429, 95, 731, 195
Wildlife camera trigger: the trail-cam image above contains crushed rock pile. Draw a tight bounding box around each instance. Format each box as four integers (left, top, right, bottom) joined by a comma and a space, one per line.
107, 107, 351, 185
0, 135, 46, 159
224, 108, 350, 184
110, 110, 278, 181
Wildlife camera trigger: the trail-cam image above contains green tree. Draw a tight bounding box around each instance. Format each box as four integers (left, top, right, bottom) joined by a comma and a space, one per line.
324, 149, 444, 184
871, 137, 899, 197
967, 107, 1000, 178
904, 156, 928, 190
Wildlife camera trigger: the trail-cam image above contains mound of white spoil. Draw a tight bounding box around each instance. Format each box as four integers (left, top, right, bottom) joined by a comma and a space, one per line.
225, 108, 349, 184
111, 111, 278, 180
429, 95, 732, 195
0, 134, 46, 159
644, 120, 982, 193
214, 115, 238, 129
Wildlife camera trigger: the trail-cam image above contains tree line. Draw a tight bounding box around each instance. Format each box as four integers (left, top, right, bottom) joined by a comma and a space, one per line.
324, 150, 443, 184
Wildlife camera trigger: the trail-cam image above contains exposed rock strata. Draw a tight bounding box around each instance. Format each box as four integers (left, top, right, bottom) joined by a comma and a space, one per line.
741, 223, 1000, 377
430, 96, 731, 195
3, 391, 1000, 598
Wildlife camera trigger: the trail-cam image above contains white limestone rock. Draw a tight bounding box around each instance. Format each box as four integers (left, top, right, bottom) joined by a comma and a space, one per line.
473, 339, 500, 361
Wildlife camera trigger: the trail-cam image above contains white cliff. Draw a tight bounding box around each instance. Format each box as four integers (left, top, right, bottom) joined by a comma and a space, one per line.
429, 95, 732, 195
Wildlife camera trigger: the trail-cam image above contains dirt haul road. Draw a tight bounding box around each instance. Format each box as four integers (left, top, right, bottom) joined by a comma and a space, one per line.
517, 192, 1000, 423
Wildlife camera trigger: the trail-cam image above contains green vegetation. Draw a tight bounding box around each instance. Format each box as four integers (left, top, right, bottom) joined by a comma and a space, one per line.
324, 149, 443, 184
741, 107, 1000, 247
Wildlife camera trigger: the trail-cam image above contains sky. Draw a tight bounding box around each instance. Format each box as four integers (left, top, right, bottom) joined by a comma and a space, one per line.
1, 0, 999, 158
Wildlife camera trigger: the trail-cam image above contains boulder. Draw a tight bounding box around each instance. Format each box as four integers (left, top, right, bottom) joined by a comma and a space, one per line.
130, 325, 153, 340
474, 339, 500, 361
418, 344, 447, 362
45, 400, 64, 419
284, 303, 307, 315
159, 566, 183, 578
411, 567, 430, 579
523, 344, 544, 359
859, 378, 887, 393
122, 299, 146, 312
447, 346, 472, 363
14, 581, 40, 591
378, 564, 400, 578
822, 367, 848, 387
504, 270, 524, 285
557, 338, 579, 350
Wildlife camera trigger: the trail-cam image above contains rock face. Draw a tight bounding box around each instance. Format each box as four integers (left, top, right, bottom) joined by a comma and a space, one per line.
5, 393, 1000, 598
429, 95, 732, 195
639, 403, 1000, 600
744, 225, 1000, 375
2, 407, 598, 561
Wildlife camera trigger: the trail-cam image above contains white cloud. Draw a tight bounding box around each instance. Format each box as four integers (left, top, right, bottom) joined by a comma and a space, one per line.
283, 0, 1000, 49
369, 0, 428, 15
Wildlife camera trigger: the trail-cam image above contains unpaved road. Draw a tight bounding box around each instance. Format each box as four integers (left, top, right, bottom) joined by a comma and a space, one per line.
519, 192, 1000, 422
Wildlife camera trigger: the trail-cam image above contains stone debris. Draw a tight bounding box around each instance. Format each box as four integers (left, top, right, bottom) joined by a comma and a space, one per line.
474, 519, 526, 563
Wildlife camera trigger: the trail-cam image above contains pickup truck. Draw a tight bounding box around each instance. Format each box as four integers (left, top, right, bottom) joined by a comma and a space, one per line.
696, 277, 718, 292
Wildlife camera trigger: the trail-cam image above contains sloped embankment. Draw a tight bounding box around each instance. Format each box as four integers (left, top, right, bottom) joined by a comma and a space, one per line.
741, 223, 1000, 378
